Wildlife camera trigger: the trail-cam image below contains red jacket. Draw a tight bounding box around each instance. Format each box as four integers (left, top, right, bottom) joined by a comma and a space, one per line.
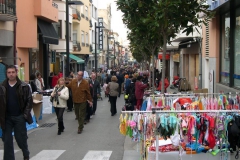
135, 81, 148, 100
157, 78, 170, 91
52, 76, 59, 88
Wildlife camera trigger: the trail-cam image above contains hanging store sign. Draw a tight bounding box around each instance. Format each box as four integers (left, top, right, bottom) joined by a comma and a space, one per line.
51, 50, 56, 63
172, 53, 180, 62
98, 17, 103, 50
158, 53, 170, 60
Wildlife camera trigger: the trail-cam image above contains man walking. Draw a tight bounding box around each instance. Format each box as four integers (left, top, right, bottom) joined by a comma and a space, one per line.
88, 73, 100, 116
0, 65, 33, 160
66, 71, 92, 134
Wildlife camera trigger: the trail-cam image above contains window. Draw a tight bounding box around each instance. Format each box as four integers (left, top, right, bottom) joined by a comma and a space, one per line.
53, 20, 62, 38
95, 7, 97, 18
92, 5, 94, 18
86, 32, 89, 46
220, 12, 230, 85
81, 31, 85, 46
92, 30, 95, 43
69, 23, 71, 40
85, 6, 88, 18
235, 8, 240, 87
73, 31, 77, 45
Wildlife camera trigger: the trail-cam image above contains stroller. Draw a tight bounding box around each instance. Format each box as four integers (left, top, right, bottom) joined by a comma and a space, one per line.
97, 92, 103, 100
122, 94, 132, 111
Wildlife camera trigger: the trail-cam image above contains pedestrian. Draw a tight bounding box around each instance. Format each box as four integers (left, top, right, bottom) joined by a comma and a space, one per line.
52, 73, 59, 89
66, 71, 92, 134
157, 76, 170, 93
35, 72, 44, 91
107, 76, 119, 116
88, 73, 101, 116
116, 72, 124, 97
29, 74, 37, 93
0, 65, 33, 160
135, 76, 148, 110
51, 77, 69, 135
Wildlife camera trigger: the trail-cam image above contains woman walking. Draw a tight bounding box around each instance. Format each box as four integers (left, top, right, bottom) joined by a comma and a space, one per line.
51, 78, 69, 135
35, 72, 45, 91
107, 76, 119, 116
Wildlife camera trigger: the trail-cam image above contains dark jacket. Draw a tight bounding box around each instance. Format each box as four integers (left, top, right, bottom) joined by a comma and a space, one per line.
88, 79, 101, 98
0, 77, 33, 129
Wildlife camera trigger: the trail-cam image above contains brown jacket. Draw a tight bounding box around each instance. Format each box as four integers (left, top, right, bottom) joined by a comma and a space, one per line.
66, 79, 92, 103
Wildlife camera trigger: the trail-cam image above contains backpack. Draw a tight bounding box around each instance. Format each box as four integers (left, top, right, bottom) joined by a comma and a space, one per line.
29, 80, 37, 93
128, 83, 136, 103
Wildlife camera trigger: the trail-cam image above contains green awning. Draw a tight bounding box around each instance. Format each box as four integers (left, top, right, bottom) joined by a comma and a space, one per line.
69, 54, 84, 64
61, 52, 84, 64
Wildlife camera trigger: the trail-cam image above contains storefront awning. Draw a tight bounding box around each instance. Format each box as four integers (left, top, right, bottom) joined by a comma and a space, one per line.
37, 19, 59, 45
69, 54, 84, 64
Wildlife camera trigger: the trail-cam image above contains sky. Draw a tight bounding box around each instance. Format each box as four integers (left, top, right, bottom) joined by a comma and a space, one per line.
99, 0, 128, 44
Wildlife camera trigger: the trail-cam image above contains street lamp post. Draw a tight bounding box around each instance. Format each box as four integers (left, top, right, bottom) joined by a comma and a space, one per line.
94, 22, 105, 72
65, 0, 83, 77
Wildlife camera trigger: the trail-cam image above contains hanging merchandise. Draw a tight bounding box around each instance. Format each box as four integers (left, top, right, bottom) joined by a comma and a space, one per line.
120, 92, 240, 160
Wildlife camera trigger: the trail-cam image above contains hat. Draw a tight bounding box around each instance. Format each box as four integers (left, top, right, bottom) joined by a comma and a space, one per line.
125, 75, 129, 79
111, 76, 118, 82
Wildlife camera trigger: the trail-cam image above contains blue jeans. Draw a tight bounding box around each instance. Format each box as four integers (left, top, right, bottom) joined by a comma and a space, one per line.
2, 115, 29, 160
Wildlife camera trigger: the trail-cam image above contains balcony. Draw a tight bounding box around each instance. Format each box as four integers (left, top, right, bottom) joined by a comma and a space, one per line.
81, 13, 85, 18
72, 8, 80, 22
34, 0, 58, 23
0, 0, 17, 21
89, 0, 92, 3
73, 40, 81, 51
89, 19, 92, 28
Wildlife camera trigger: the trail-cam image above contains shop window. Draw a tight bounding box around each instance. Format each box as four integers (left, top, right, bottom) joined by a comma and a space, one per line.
234, 8, 240, 88
220, 12, 230, 85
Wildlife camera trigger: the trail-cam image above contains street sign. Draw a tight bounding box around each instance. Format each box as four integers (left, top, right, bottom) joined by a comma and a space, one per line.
51, 50, 56, 63
98, 17, 103, 50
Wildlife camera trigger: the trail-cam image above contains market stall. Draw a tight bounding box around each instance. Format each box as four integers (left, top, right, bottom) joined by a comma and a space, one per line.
120, 92, 240, 160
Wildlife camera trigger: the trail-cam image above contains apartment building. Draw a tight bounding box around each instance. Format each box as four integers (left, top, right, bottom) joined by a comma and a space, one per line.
16, 0, 58, 87
0, 0, 17, 82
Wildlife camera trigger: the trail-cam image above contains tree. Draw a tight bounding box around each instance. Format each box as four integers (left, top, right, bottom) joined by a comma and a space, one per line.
117, 0, 213, 93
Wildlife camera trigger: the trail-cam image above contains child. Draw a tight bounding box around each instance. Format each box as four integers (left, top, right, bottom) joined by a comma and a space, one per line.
103, 83, 108, 97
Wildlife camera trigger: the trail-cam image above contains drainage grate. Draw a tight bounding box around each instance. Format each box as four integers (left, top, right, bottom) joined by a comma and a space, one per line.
39, 123, 56, 128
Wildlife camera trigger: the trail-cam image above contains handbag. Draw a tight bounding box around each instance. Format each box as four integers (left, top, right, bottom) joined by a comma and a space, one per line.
106, 83, 110, 95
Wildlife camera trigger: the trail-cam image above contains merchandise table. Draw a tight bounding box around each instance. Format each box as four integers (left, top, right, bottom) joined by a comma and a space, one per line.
147, 150, 235, 160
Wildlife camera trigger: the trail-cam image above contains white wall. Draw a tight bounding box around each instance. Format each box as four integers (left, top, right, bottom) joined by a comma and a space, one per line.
50, 2, 73, 52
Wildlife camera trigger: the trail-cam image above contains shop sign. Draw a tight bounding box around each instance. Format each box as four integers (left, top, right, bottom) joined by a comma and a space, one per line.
207, 0, 229, 10
98, 17, 103, 50
158, 54, 170, 60
172, 53, 180, 62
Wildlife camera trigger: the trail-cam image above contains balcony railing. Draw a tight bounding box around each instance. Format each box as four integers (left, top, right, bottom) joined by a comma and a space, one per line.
73, 40, 81, 51
89, 20, 93, 27
0, 0, 16, 15
52, 2, 58, 9
81, 13, 85, 18
89, 45, 93, 52
72, 9, 80, 21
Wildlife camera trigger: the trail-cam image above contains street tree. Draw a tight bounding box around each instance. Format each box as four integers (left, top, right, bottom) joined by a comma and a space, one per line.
117, 0, 213, 93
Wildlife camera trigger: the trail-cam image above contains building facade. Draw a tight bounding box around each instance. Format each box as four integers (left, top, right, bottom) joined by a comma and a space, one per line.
0, 0, 17, 82
204, 0, 240, 93
16, 0, 59, 87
